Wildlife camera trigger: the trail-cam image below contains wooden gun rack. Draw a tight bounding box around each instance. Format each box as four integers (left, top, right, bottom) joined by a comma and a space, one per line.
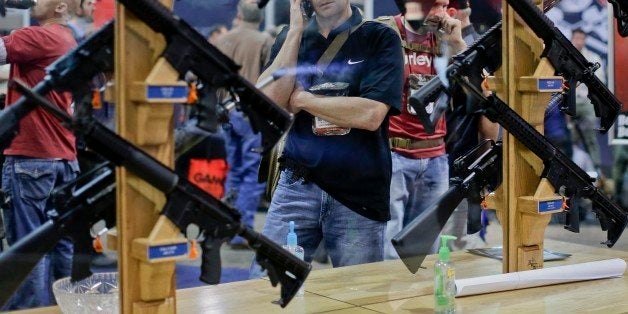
111, 2, 190, 312
486, 0, 566, 273
99, 0, 582, 312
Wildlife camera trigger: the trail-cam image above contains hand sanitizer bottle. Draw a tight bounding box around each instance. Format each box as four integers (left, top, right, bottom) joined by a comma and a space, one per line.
282, 221, 305, 297
434, 235, 457, 313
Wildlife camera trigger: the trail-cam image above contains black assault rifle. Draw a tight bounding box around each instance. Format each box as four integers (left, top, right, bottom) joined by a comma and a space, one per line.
506, 0, 621, 132
450, 72, 628, 248
117, 0, 292, 153
411, 21, 501, 135
392, 140, 502, 273
0, 20, 114, 152
12, 80, 311, 308
410, 1, 563, 135
0, 163, 116, 307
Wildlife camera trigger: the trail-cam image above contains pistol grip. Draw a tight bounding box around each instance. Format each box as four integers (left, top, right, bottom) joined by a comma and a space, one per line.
564, 199, 580, 233
466, 197, 483, 235
199, 237, 223, 284
71, 234, 94, 282
560, 79, 577, 117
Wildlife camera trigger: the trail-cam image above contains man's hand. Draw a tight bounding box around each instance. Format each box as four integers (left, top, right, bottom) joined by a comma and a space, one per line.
257, 0, 307, 109
433, 13, 466, 55
290, 0, 307, 32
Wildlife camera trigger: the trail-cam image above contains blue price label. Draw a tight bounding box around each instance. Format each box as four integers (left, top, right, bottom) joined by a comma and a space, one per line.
148, 243, 188, 260
537, 79, 562, 91
146, 85, 188, 100
538, 199, 563, 213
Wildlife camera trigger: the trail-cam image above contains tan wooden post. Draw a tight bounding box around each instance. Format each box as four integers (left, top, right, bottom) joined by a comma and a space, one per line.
487, 0, 566, 272
114, 2, 189, 312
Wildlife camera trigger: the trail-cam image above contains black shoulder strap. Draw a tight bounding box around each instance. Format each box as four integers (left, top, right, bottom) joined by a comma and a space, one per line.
316, 20, 366, 74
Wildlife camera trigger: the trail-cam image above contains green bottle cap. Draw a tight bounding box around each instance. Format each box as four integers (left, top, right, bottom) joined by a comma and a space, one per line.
438, 235, 457, 262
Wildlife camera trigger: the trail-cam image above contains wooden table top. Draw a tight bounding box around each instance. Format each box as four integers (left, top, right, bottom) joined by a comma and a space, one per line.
297, 240, 628, 313
13, 240, 628, 313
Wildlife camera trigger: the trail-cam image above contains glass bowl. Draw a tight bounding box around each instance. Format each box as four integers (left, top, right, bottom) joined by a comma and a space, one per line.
52, 272, 119, 313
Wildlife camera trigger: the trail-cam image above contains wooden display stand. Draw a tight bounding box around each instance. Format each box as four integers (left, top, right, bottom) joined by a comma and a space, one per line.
486, 0, 566, 272
114, 2, 189, 313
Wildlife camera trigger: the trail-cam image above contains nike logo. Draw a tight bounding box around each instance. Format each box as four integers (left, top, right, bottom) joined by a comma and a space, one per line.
347, 59, 364, 65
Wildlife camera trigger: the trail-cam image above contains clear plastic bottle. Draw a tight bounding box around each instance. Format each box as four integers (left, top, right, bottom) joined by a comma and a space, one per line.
282, 221, 305, 297
434, 235, 457, 314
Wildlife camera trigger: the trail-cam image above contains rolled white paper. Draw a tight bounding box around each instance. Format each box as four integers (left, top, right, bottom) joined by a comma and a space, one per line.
455, 258, 627, 297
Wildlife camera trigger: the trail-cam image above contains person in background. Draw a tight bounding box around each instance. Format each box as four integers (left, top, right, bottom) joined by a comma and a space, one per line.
544, 99, 573, 158
614, 145, 628, 209
68, 0, 109, 180
214, 0, 273, 249
208, 24, 228, 45
1, 0, 79, 309
379, 0, 466, 260
250, 0, 403, 276
569, 28, 606, 223
448, 0, 478, 44
570, 28, 605, 178
68, 0, 96, 41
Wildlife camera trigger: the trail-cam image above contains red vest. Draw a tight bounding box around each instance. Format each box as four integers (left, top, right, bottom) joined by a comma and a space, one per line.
387, 15, 447, 159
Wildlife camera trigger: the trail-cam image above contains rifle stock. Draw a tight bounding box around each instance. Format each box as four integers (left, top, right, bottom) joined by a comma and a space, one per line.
392, 185, 466, 273
392, 140, 502, 273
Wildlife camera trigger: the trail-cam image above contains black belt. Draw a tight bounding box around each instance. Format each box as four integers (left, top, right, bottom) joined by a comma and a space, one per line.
278, 157, 310, 182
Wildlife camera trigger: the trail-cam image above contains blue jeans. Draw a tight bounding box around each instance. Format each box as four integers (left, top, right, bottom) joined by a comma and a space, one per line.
224, 110, 266, 244
384, 153, 449, 260
249, 169, 386, 278
1, 157, 79, 310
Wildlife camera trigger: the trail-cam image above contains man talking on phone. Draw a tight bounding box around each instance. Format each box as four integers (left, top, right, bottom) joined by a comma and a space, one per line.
250, 0, 403, 276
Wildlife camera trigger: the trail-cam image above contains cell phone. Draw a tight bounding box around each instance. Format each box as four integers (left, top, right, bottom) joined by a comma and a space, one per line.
301, 0, 313, 19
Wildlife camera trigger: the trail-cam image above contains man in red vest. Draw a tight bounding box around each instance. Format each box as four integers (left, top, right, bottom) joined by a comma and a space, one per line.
381, 0, 466, 259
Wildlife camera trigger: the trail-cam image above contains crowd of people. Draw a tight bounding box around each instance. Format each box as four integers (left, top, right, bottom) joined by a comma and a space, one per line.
0, 0, 625, 310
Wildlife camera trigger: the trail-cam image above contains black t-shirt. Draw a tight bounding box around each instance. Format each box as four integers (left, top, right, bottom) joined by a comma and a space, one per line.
268, 7, 404, 221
